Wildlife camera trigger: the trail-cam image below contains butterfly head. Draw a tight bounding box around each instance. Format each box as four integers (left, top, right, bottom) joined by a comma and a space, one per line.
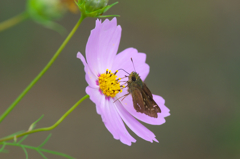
128, 72, 142, 83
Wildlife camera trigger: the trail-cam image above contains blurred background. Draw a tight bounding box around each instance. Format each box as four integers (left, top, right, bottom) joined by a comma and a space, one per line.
1, 0, 240, 158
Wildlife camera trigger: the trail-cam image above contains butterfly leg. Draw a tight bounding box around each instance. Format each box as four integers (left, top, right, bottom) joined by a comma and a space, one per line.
114, 93, 130, 103
120, 93, 130, 101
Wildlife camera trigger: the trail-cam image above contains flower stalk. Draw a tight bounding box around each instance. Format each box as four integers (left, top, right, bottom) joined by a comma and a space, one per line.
0, 95, 89, 143
0, 15, 86, 124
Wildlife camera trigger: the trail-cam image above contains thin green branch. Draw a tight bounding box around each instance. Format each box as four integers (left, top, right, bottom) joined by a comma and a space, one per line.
0, 15, 86, 124
0, 95, 89, 142
0, 11, 29, 32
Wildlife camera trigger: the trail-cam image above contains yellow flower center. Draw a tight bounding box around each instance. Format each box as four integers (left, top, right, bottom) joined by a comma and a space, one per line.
98, 69, 125, 98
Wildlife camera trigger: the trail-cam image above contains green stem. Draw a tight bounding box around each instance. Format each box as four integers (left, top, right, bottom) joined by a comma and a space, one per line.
0, 95, 89, 143
0, 15, 86, 124
0, 11, 29, 32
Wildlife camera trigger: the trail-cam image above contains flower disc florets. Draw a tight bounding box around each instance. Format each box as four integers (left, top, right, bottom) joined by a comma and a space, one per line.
98, 69, 125, 98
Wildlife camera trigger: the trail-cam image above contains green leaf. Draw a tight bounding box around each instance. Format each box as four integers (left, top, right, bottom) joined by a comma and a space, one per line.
37, 150, 48, 159
1, 135, 75, 159
3, 131, 25, 138
21, 145, 28, 159
0, 143, 6, 152
28, 115, 44, 131
38, 134, 51, 148
103, 2, 118, 13
13, 136, 17, 143
97, 15, 120, 18
0, 149, 9, 153
17, 135, 29, 144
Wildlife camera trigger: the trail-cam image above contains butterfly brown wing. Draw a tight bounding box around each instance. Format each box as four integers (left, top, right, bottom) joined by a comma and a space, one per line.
130, 85, 145, 113
141, 83, 161, 117
130, 83, 161, 118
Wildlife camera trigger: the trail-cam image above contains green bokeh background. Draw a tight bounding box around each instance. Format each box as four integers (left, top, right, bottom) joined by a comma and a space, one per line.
1, 0, 240, 158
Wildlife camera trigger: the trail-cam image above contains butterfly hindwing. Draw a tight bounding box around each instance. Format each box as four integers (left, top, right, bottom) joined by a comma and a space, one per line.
142, 83, 161, 114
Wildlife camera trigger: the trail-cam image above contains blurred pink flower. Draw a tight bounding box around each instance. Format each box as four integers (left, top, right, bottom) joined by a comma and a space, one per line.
77, 18, 170, 145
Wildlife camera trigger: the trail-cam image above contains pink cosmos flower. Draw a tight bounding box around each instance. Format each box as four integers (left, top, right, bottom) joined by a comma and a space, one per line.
77, 18, 170, 146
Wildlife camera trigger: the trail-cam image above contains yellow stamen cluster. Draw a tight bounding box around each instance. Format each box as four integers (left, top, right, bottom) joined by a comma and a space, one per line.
98, 69, 125, 98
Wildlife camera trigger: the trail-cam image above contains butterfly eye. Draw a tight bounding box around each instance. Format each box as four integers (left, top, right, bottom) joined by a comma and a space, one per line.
132, 76, 136, 81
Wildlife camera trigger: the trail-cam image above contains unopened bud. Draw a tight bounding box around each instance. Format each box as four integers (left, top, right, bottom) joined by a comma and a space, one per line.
85, 0, 108, 12
77, 0, 118, 18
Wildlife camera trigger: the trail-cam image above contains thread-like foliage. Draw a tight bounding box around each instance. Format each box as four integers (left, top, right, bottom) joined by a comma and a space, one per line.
0, 115, 74, 159
0, 134, 74, 159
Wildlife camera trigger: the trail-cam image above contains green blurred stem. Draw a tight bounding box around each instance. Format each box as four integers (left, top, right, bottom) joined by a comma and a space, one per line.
0, 95, 89, 143
0, 15, 86, 124
0, 11, 29, 32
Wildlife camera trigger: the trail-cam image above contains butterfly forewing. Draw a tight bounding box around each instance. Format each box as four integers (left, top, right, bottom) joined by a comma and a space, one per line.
131, 86, 145, 113
127, 72, 161, 118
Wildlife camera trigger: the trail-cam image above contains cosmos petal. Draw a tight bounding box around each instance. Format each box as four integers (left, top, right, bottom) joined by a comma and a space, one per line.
99, 96, 120, 140
121, 92, 170, 125
86, 18, 122, 74
86, 87, 119, 139
86, 87, 136, 145
112, 47, 149, 81
153, 94, 170, 118
77, 52, 98, 88
116, 102, 158, 143
105, 99, 136, 145
86, 86, 103, 114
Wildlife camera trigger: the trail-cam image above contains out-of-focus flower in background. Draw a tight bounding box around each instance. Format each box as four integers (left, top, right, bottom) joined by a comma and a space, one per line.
61, 0, 79, 13
27, 0, 78, 33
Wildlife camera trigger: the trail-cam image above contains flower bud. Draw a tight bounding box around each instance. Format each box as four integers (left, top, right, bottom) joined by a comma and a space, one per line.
85, 0, 108, 12
77, 0, 118, 18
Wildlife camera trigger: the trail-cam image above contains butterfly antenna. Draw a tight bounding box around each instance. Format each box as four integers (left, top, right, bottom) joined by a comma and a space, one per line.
131, 58, 136, 72
118, 69, 130, 75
